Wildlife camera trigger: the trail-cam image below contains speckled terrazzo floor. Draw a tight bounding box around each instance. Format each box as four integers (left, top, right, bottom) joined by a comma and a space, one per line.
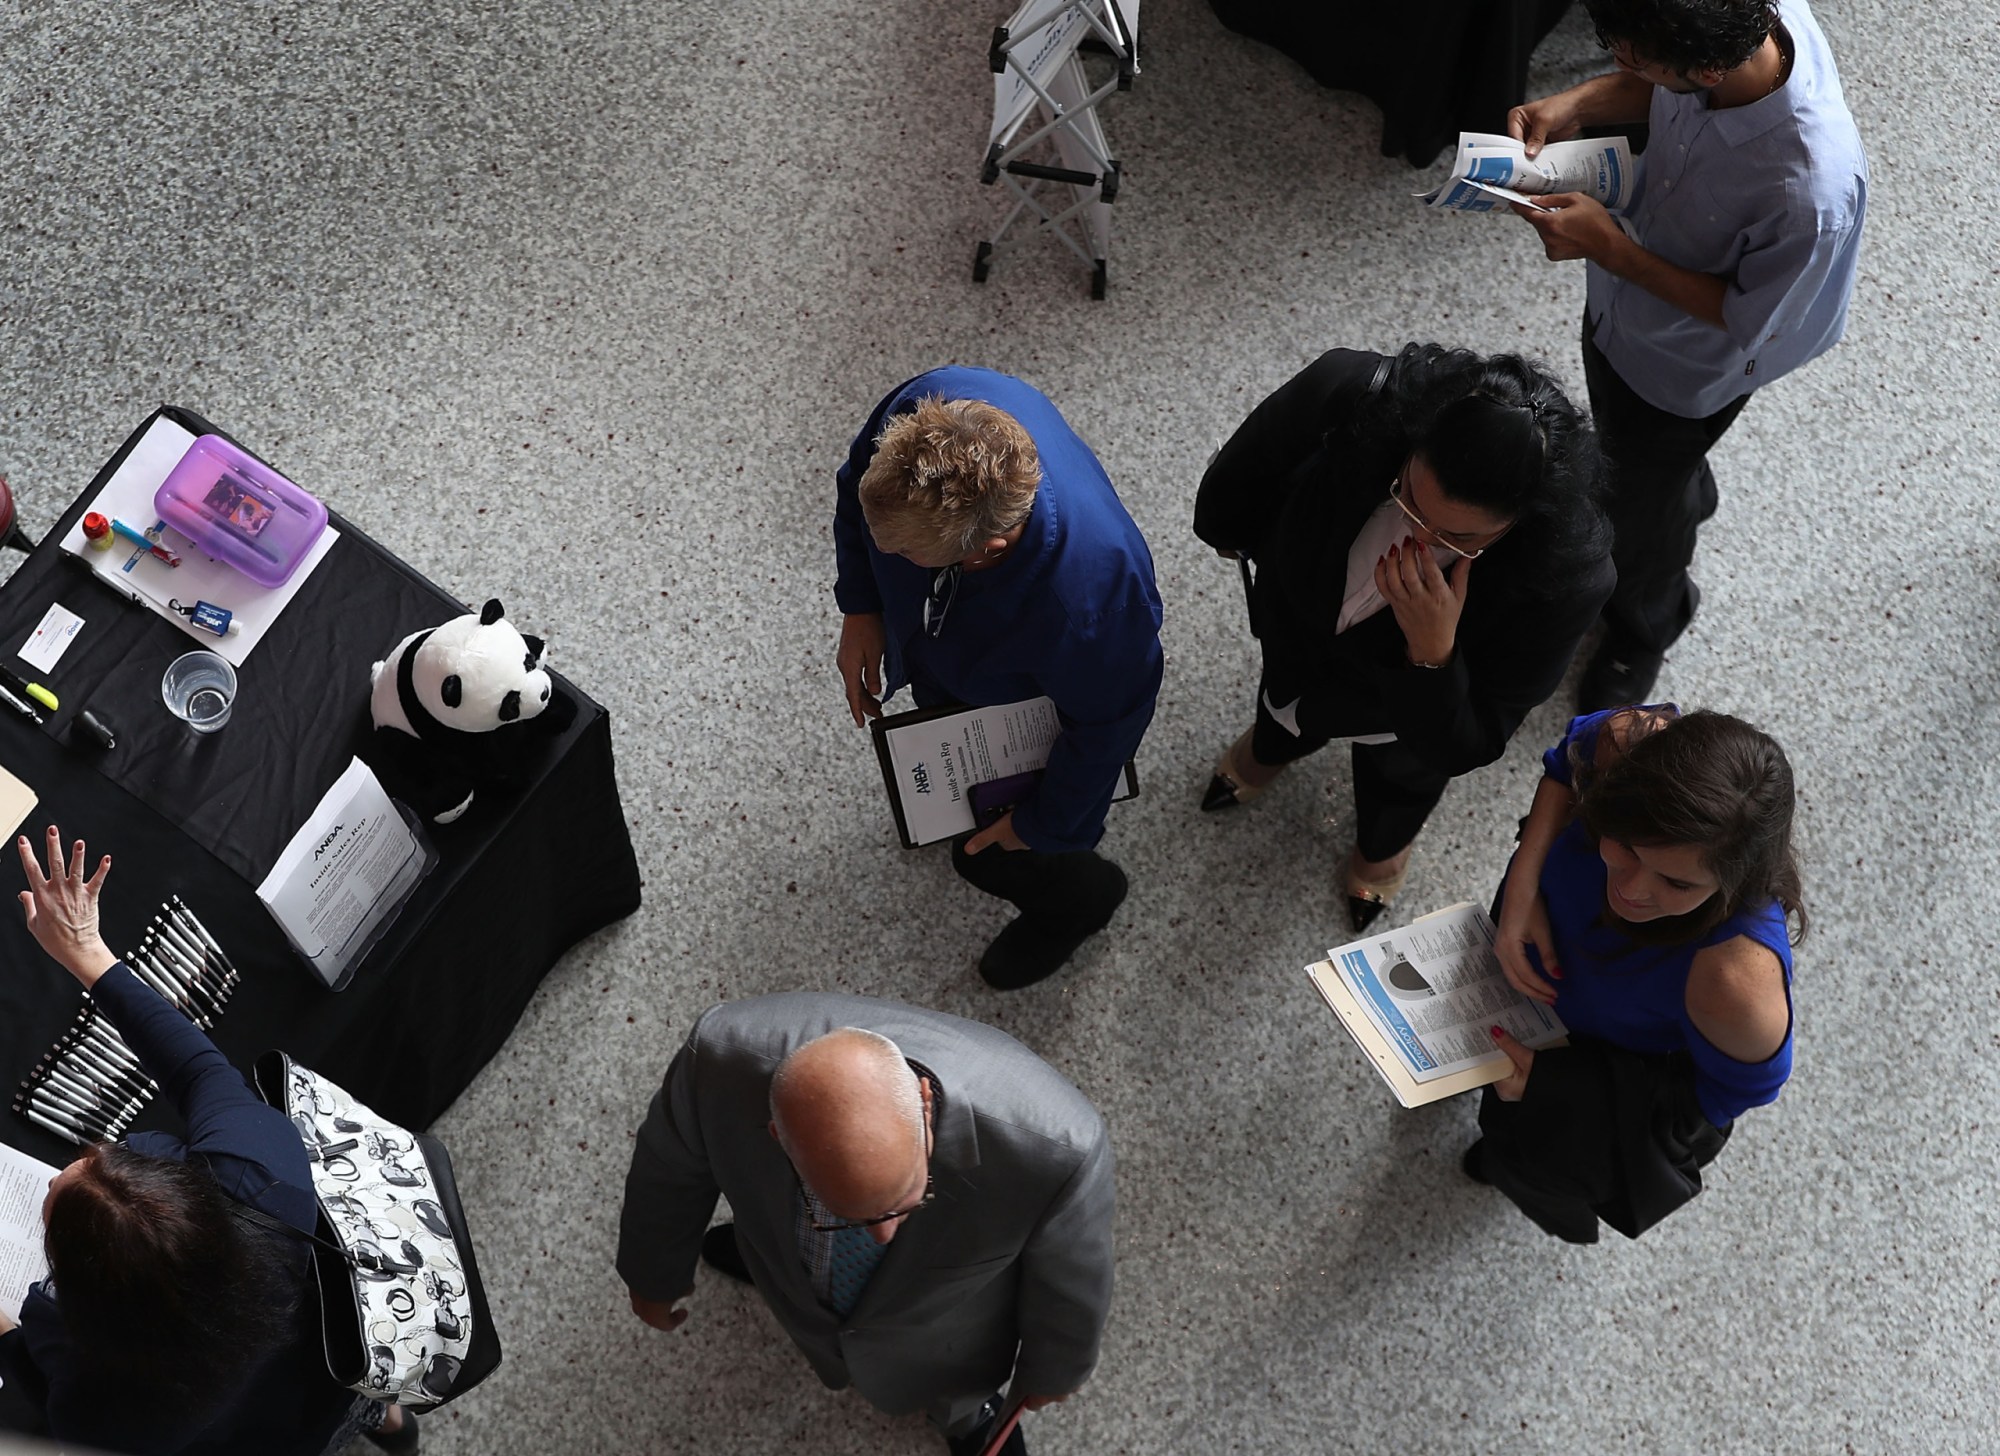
0, 0, 1994, 1452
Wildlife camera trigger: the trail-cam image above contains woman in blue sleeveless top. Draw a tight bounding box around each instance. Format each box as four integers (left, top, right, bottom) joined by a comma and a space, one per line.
1466, 706, 1803, 1243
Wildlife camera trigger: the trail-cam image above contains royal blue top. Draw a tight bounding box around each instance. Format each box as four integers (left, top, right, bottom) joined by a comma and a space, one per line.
1586, 0, 1868, 417
7, 964, 352, 1456
833, 367, 1165, 853
1500, 709, 1796, 1127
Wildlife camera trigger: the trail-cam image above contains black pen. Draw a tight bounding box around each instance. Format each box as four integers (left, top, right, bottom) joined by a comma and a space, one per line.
32, 1080, 114, 1128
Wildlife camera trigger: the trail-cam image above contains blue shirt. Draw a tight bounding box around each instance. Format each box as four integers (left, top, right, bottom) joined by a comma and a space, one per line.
1500, 709, 1797, 1127
1586, 0, 1868, 417
834, 368, 1164, 853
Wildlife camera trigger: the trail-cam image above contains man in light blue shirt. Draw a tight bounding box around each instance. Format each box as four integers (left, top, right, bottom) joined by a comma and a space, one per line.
1508, 0, 1866, 707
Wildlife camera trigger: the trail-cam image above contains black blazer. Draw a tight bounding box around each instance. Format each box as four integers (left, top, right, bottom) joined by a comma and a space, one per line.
1194, 347, 1614, 778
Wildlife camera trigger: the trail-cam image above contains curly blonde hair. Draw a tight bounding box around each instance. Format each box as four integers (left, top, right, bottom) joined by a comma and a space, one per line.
858, 396, 1042, 561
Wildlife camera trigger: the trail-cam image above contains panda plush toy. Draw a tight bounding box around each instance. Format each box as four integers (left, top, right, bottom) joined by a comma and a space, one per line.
364, 599, 577, 824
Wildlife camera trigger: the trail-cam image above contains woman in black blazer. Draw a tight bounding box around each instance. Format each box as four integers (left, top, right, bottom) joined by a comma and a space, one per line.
1194, 343, 1613, 930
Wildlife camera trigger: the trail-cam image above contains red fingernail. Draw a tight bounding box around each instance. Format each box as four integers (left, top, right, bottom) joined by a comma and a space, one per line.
1548, 966, 1563, 979
1489, 1025, 1503, 1039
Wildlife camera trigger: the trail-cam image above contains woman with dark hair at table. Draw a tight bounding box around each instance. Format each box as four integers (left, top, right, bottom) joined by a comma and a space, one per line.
1469, 706, 1802, 1243
0, 826, 417, 1455
1193, 343, 1613, 930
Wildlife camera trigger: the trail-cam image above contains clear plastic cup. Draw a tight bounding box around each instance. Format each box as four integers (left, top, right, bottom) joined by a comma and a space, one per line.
161, 651, 237, 734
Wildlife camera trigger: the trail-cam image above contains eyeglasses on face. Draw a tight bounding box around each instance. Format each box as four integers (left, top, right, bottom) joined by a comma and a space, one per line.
803, 1170, 936, 1233
1387, 467, 1507, 559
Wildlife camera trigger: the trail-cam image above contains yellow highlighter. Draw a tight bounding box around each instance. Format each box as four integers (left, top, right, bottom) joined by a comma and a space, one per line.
0, 667, 56, 713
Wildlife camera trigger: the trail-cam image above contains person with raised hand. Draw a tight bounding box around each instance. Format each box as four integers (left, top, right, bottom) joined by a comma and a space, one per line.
0, 825, 418, 1454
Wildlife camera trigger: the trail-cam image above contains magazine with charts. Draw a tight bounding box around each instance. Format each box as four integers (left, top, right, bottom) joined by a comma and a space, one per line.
1418, 131, 1635, 214
1306, 902, 1566, 1108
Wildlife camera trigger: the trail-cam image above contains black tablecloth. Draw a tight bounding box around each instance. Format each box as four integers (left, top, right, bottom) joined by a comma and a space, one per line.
1208, 0, 1574, 168
0, 407, 641, 1165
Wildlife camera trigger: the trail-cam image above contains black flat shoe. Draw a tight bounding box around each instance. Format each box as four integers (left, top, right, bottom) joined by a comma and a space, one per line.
977, 864, 1127, 991
1577, 638, 1666, 713
948, 1398, 1027, 1456
1201, 773, 1243, 812
700, 1223, 752, 1285
1461, 1141, 1492, 1186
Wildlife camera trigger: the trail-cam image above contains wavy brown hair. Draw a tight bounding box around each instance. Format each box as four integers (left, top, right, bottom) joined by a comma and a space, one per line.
44, 1143, 303, 1422
859, 396, 1042, 561
1573, 708, 1807, 947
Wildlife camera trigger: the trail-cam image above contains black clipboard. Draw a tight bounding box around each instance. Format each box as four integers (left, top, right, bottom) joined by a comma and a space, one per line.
869, 700, 1139, 849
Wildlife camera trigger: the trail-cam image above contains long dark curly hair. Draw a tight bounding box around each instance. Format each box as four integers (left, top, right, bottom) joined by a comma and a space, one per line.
1363, 343, 1611, 599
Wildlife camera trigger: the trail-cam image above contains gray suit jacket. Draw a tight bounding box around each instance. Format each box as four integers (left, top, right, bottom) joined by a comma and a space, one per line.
616, 993, 1115, 1415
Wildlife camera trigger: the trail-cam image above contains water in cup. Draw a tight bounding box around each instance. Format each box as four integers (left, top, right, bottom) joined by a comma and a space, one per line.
162, 651, 237, 734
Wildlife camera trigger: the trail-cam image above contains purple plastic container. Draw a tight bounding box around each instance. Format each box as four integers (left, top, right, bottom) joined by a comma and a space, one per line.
154, 435, 328, 588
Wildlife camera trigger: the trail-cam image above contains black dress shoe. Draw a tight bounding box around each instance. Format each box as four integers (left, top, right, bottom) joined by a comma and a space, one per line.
948, 1399, 1027, 1456
700, 1223, 752, 1285
1201, 773, 1243, 812
1461, 1141, 1492, 1186
1577, 638, 1665, 713
1346, 894, 1388, 934
979, 913, 1105, 991
977, 865, 1128, 991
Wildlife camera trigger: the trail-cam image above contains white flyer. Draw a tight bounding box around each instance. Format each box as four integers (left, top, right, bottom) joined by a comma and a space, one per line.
56, 416, 340, 666
255, 758, 434, 990
0, 1142, 57, 1318
876, 698, 1064, 846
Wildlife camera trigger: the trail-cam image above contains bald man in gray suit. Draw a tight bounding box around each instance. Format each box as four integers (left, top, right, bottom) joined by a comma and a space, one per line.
616, 993, 1114, 1456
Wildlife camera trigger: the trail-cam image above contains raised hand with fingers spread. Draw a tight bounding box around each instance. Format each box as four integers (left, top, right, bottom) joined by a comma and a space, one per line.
16, 825, 117, 987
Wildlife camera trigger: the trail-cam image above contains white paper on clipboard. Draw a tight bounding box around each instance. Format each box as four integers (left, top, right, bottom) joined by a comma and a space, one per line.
55, 416, 340, 667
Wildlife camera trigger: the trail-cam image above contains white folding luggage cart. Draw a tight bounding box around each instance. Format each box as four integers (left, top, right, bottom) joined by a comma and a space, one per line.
977, 0, 1141, 299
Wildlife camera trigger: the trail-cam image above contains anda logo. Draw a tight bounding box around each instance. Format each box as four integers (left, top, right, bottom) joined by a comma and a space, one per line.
313, 824, 344, 859
910, 763, 932, 795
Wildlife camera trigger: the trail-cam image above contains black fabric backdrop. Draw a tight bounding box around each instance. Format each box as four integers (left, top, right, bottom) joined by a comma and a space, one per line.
0, 408, 642, 1165
1207, 0, 1574, 168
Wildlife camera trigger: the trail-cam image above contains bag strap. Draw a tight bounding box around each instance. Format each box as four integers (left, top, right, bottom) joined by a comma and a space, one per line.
231, 1199, 371, 1271
1240, 352, 1397, 635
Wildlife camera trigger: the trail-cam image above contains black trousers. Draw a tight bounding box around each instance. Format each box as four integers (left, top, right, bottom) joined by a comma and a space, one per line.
1581, 316, 1752, 655
1250, 694, 1452, 863
950, 837, 1127, 935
